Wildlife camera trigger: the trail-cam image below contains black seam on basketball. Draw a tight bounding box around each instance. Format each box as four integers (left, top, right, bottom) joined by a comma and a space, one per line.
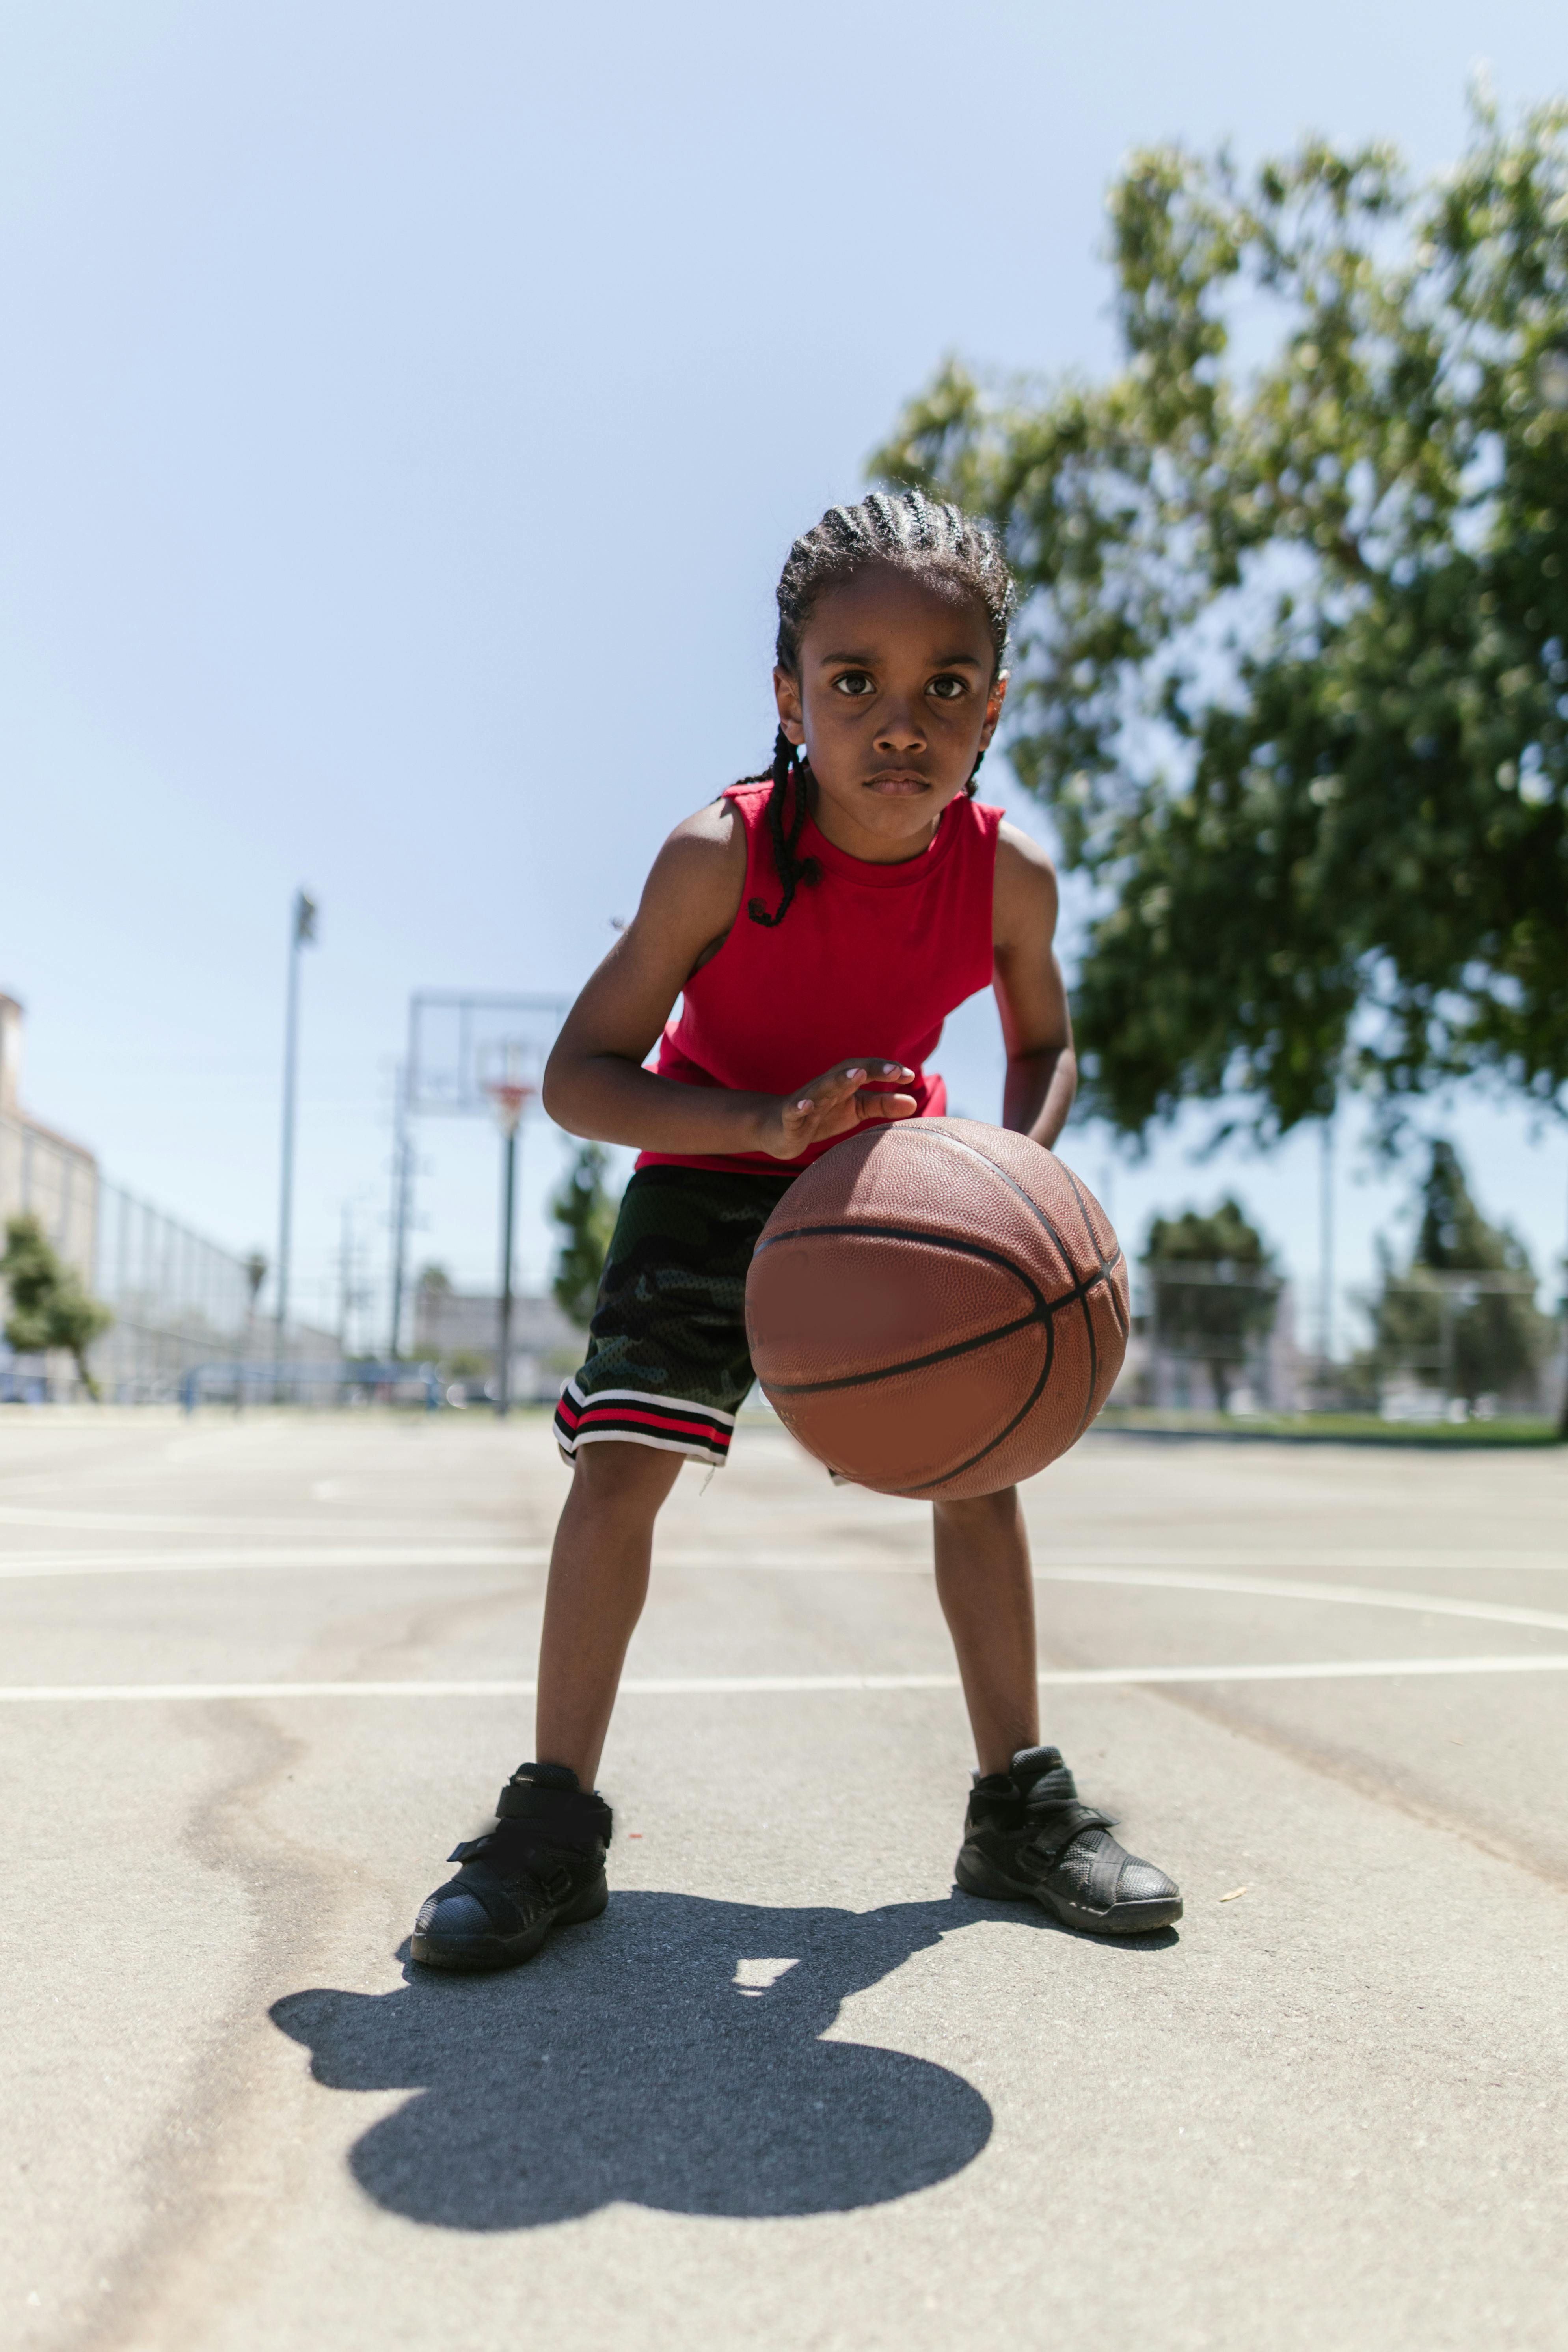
896, 1313, 1060, 1493
1054, 1161, 1130, 1440
761, 1309, 1046, 1395
920, 1128, 1126, 1301
1055, 1159, 1125, 1302
916, 1129, 1089, 1274
753, 1223, 1118, 1397
757, 1223, 1114, 1354
1050, 1167, 1103, 1443
752, 1220, 1112, 1319
752, 1225, 1052, 1312
753, 1145, 1126, 1465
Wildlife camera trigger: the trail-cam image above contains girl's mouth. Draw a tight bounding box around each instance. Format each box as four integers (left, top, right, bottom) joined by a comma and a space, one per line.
862, 771, 931, 795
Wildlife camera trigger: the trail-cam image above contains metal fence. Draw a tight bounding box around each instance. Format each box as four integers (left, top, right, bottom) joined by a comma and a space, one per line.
89, 1181, 335, 1402
1122, 1265, 1298, 1414
0, 1101, 343, 1401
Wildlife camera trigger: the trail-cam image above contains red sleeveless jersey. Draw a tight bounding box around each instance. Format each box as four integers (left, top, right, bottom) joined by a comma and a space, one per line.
637, 778, 1002, 1176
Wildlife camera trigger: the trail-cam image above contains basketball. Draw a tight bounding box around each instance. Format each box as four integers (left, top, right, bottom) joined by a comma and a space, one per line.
744, 1118, 1129, 1499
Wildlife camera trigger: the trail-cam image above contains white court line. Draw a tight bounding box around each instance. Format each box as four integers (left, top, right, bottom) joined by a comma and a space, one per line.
0, 1546, 548, 1577
1, 1654, 1567, 1701
1030, 1566, 1568, 1640
5, 1549, 1568, 1648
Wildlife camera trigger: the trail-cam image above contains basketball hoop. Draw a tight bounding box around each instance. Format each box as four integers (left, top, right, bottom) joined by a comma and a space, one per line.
480, 1039, 541, 1139
484, 1077, 534, 1137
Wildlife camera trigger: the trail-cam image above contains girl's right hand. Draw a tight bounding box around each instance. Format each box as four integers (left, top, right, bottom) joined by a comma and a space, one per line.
755, 1061, 918, 1159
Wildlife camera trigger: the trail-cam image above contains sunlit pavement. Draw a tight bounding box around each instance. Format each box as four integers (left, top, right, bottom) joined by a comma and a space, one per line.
3, 1408, 1566, 2352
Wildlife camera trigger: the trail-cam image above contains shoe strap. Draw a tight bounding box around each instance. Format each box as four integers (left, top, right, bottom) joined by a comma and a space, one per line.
1022, 1796, 1116, 1868
1080, 1829, 1128, 1911
495, 1777, 613, 1849
439, 1834, 579, 1924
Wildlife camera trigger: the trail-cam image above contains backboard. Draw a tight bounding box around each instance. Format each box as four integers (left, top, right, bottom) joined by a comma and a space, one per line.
405, 992, 570, 1119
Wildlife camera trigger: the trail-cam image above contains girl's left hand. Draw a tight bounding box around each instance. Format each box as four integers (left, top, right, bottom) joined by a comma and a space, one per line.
758, 1060, 918, 1159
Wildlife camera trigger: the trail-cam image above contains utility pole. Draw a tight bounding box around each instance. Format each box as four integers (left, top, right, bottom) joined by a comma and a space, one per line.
484, 1056, 534, 1419
275, 889, 318, 1351
337, 1199, 355, 1357
1318, 1112, 1336, 1378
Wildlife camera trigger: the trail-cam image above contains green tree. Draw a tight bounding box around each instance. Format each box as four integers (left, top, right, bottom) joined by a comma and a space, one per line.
874, 93, 1568, 1142
1371, 1140, 1550, 1406
549, 1145, 620, 1329
1143, 1198, 1280, 1411
1, 1214, 114, 1399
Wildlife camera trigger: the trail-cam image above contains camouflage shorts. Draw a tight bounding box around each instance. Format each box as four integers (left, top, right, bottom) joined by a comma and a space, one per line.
552, 1165, 797, 1467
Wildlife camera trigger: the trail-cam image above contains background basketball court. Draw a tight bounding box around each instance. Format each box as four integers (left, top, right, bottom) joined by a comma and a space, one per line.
3, 1408, 1563, 2349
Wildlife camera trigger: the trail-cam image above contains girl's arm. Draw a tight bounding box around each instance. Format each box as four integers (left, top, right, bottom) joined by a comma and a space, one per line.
992, 824, 1078, 1149
543, 798, 917, 1159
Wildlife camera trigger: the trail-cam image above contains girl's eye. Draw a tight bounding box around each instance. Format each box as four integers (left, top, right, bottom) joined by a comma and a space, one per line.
927, 674, 967, 702
831, 670, 875, 697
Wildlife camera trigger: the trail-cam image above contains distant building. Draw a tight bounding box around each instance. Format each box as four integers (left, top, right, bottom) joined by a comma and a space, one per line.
1, 994, 333, 1400
0, 993, 98, 1285
413, 1271, 581, 1403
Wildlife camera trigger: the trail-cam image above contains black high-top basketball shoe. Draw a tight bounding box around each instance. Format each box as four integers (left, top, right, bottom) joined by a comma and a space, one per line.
956, 1745, 1182, 1935
411, 1762, 611, 1972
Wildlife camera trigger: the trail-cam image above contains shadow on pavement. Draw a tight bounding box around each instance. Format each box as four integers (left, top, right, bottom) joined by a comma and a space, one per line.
274, 1887, 1170, 2229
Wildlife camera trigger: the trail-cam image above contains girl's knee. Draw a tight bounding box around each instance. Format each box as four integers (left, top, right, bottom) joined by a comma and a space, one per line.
570, 1440, 685, 1514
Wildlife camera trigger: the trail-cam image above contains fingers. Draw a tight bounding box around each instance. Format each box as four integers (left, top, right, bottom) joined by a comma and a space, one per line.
791, 1060, 913, 1115
858, 1091, 918, 1123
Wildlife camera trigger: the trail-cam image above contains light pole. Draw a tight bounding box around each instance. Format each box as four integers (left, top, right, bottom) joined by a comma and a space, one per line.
387, 1065, 415, 1359
275, 889, 318, 1352
484, 1056, 535, 1418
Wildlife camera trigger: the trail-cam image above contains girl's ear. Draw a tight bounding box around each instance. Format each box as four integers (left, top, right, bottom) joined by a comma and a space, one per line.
978, 669, 1009, 754
773, 666, 806, 747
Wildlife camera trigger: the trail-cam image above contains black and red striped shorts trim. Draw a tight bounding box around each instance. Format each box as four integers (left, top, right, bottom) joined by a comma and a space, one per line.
553, 1380, 736, 1464
553, 1163, 796, 1471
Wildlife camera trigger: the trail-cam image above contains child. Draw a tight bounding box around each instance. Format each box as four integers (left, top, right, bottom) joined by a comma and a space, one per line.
412, 492, 1182, 1970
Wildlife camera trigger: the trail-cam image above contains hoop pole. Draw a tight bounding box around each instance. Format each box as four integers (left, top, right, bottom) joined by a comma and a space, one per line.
497, 1123, 518, 1418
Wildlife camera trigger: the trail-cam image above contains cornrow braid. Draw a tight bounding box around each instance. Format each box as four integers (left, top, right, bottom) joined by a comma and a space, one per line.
739, 727, 821, 928
744, 489, 1017, 927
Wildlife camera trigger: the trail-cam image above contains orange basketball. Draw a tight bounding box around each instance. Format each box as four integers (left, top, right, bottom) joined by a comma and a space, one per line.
744, 1118, 1129, 1500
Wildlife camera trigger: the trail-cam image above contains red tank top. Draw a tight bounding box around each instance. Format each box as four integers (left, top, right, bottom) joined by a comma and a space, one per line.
637, 779, 1002, 1176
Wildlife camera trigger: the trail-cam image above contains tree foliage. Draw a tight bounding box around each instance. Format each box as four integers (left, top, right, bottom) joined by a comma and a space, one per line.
874, 95, 1568, 1140
1, 1214, 113, 1399
549, 1145, 619, 1330
1143, 1197, 1280, 1408
1370, 1139, 1550, 1404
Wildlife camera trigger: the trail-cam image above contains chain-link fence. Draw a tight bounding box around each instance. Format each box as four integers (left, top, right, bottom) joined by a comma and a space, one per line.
1116, 1265, 1298, 1413
1359, 1269, 1559, 1421
89, 1182, 336, 1402
90, 1182, 240, 1400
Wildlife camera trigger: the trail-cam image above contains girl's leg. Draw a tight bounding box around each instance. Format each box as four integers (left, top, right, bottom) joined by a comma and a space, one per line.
535, 1439, 685, 1786
931, 1485, 1039, 1776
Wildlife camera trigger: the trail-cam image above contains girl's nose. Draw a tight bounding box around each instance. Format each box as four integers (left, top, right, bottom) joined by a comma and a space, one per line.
875, 700, 926, 754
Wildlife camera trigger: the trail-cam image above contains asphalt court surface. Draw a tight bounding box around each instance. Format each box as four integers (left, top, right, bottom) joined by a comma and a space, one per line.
2, 1408, 1566, 2351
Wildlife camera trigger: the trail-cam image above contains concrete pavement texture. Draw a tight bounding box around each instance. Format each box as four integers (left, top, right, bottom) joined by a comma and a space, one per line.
1, 1408, 1565, 2352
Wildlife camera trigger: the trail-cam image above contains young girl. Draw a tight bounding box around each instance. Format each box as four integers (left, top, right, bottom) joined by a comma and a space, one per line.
412, 492, 1182, 1970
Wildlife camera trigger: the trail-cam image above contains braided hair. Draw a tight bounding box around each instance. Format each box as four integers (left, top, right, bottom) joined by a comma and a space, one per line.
741, 491, 1017, 927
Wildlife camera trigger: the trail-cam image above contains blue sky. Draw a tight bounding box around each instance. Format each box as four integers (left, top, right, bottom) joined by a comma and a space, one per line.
2, 0, 1565, 1345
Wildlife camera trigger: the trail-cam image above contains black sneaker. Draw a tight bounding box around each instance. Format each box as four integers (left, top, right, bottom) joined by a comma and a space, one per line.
956, 1745, 1182, 1936
410, 1761, 611, 1972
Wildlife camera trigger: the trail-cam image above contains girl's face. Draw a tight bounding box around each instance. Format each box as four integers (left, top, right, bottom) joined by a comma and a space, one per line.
773, 563, 1007, 860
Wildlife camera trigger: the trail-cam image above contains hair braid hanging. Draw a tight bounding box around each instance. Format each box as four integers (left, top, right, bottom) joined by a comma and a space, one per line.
744, 728, 821, 927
